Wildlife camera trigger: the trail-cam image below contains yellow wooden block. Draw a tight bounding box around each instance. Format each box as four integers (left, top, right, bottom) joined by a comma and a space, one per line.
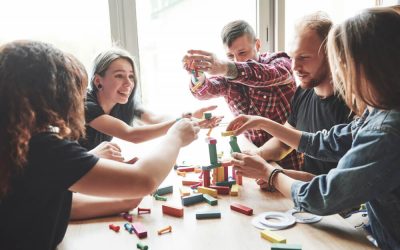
194, 167, 202, 173
176, 171, 186, 177
217, 167, 225, 182
180, 186, 191, 197
260, 229, 286, 243
230, 184, 239, 196
197, 186, 218, 198
221, 131, 235, 137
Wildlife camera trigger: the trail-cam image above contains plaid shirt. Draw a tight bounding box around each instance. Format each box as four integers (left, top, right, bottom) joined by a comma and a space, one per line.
190, 52, 303, 170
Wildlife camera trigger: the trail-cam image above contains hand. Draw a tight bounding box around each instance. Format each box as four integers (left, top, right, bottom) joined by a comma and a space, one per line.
182, 105, 223, 129
88, 141, 124, 162
183, 50, 229, 76
123, 197, 143, 210
226, 114, 267, 135
256, 179, 269, 190
231, 152, 273, 180
168, 118, 200, 147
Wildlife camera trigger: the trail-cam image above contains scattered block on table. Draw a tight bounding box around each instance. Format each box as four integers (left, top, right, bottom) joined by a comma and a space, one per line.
230, 184, 239, 196
209, 185, 230, 195
182, 193, 204, 206
271, 243, 302, 250
177, 166, 195, 172
216, 180, 236, 187
230, 203, 253, 215
197, 186, 218, 198
136, 241, 148, 250
202, 194, 218, 206
132, 222, 148, 239
162, 204, 184, 217
260, 229, 286, 243
154, 185, 173, 196
182, 178, 202, 186
180, 186, 191, 197
196, 210, 221, 219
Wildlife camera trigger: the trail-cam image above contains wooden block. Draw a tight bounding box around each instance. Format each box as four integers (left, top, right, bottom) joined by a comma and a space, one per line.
229, 136, 241, 153
132, 222, 147, 239
203, 170, 210, 187
236, 174, 243, 185
182, 179, 202, 186
202, 194, 218, 206
179, 186, 191, 197
230, 203, 253, 215
271, 243, 302, 250
260, 229, 286, 243
230, 184, 239, 196
196, 210, 221, 219
176, 170, 186, 177
216, 180, 236, 187
162, 204, 184, 217
209, 185, 230, 195
197, 186, 218, 198
181, 193, 204, 206
177, 166, 195, 172
154, 185, 173, 196
221, 130, 235, 137
217, 166, 225, 182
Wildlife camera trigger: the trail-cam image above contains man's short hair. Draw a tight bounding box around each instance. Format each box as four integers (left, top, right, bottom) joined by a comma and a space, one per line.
221, 20, 256, 47
295, 11, 332, 42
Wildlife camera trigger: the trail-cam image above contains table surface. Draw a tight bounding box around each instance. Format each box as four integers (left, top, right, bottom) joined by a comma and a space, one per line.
58, 129, 377, 250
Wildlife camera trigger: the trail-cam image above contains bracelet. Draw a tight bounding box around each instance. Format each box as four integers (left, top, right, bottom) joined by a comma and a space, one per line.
267, 169, 284, 192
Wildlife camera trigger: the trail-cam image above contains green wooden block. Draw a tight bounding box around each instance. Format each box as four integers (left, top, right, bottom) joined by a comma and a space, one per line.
154, 185, 173, 195
216, 180, 236, 187
208, 143, 218, 164
271, 243, 302, 250
204, 113, 212, 119
229, 136, 241, 153
203, 194, 218, 206
196, 210, 221, 219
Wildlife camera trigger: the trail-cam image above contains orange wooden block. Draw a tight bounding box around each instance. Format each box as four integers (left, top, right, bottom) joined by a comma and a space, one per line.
162, 204, 184, 217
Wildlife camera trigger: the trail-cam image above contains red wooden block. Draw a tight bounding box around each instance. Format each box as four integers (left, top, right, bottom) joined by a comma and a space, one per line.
203, 170, 210, 187
109, 224, 120, 232
177, 166, 195, 172
138, 207, 151, 215
230, 203, 253, 215
122, 212, 133, 222
182, 179, 202, 186
132, 222, 148, 239
209, 185, 230, 195
236, 174, 243, 185
162, 204, 184, 217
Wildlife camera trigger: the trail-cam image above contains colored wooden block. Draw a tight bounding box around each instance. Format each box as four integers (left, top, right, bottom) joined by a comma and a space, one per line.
138, 207, 151, 215
197, 186, 218, 198
190, 182, 202, 189
136, 242, 148, 250
223, 166, 229, 180
162, 204, 184, 217
122, 212, 133, 222
202, 194, 218, 206
204, 113, 212, 119
216, 180, 236, 187
182, 179, 202, 186
229, 136, 242, 153
236, 174, 243, 185
201, 163, 221, 171
217, 166, 225, 182
208, 143, 218, 164
176, 170, 186, 177
203, 170, 210, 187
154, 185, 173, 196
194, 167, 202, 173
179, 186, 191, 197
271, 243, 302, 250
132, 222, 147, 239
196, 210, 221, 219
181, 193, 204, 206
124, 223, 134, 234
230, 203, 253, 215
230, 184, 239, 196
154, 194, 167, 201
260, 229, 286, 243
221, 130, 235, 137
109, 224, 120, 232
177, 166, 195, 172
157, 225, 172, 235
209, 185, 230, 195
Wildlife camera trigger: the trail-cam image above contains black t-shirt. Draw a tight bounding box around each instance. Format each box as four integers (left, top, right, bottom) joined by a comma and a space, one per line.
79, 91, 113, 150
287, 87, 353, 175
0, 132, 99, 250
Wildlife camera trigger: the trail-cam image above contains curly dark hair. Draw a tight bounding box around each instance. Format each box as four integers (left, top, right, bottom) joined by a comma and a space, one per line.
0, 41, 88, 198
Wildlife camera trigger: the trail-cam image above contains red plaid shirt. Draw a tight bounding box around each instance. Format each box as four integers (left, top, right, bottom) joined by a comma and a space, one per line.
190, 52, 303, 170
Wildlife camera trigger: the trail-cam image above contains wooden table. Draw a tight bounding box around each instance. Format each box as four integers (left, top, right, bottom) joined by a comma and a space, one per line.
58, 129, 377, 250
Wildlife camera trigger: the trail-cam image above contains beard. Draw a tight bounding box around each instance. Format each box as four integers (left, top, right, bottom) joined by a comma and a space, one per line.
298, 62, 330, 89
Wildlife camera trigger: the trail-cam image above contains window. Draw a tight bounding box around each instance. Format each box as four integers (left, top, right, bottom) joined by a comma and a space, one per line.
284, 0, 376, 51
0, 0, 111, 71
135, 0, 257, 118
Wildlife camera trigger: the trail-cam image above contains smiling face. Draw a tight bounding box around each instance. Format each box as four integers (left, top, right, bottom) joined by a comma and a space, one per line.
94, 58, 135, 106
225, 34, 260, 62
290, 29, 330, 89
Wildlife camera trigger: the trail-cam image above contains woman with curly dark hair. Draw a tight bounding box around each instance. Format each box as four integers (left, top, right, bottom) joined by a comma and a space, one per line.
0, 40, 199, 250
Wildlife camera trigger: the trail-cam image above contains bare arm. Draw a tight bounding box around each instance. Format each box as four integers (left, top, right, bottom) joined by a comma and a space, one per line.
70, 119, 200, 198
70, 193, 142, 220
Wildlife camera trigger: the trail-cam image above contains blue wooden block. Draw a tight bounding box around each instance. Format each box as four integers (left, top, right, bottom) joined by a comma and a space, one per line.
155, 185, 173, 196
271, 243, 302, 250
181, 193, 204, 206
203, 194, 218, 206
196, 210, 221, 219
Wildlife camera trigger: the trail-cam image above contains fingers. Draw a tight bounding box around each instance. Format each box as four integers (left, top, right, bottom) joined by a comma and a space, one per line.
187, 49, 212, 56
200, 105, 218, 112
226, 115, 246, 131
231, 152, 247, 161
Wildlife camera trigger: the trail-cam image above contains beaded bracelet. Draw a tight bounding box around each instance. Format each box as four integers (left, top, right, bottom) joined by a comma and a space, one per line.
267, 169, 284, 192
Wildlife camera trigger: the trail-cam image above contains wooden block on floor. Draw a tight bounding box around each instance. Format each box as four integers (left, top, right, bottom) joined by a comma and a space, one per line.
230, 203, 253, 215
196, 210, 221, 219
182, 179, 202, 186
179, 186, 191, 197
209, 185, 230, 195
260, 229, 286, 243
176, 166, 195, 172
271, 243, 302, 250
202, 194, 218, 206
154, 185, 173, 196
162, 204, 184, 217
230, 184, 239, 196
